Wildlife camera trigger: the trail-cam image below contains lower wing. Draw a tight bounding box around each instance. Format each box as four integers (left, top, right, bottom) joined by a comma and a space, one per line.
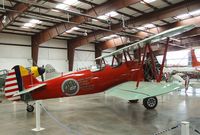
106, 81, 181, 100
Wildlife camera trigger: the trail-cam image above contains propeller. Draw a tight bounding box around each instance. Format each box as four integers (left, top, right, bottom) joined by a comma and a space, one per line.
37, 65, 45, 82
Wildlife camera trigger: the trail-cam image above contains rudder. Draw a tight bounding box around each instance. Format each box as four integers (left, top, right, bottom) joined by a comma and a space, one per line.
4, 68, 21, 101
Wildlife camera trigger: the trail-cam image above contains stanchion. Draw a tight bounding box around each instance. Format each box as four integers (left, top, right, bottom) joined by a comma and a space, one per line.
32, 100, 45, 132
181, 121, 189, 135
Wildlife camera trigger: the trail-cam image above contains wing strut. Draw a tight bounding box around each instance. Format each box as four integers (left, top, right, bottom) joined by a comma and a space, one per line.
147, 44, 157, 80
157, 37, 170, 82
136, 45, 147, 88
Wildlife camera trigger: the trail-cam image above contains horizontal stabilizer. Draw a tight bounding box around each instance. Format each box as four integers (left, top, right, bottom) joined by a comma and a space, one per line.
106, 81, 180, 100
13, 83, 46, 97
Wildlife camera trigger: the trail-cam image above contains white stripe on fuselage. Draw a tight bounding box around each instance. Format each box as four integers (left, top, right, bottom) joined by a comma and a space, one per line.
4, 85, 18, 91
5, 80, 17, 85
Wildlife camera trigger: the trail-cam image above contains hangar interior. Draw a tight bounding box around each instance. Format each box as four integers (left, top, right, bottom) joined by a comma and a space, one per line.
0, 0, 200, 135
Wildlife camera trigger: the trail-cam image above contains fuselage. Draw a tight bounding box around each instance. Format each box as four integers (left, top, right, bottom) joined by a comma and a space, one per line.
30, 61, 143, 100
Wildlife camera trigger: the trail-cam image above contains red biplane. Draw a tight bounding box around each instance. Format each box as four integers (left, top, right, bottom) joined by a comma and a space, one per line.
4, 25, 195, 112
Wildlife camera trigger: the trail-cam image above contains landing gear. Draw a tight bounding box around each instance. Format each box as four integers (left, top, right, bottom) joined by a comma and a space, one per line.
143, 96, 157, 109
27, 104, 34, 112
129, 99, 139, 103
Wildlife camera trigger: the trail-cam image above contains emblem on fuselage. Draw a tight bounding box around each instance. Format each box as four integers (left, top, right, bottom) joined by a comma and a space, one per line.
61, 79, 79, 96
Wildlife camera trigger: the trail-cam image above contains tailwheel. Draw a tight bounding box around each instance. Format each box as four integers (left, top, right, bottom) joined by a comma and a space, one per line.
143, 96, 158, 109
26, 105, 34, 112
129, 99, 139, 103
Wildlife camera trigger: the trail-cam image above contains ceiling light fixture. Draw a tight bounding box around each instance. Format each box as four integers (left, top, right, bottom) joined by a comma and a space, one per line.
100, 34, 119, 41
189, 9, 200, 16
141, 0, 156, 4
143, 23, 155, 28
56, 3, 69, 10
71, 27, 80, 31
96, 11, 119, 20
24, 23, 35, 27
105, 11, 119, 17
2, 15, 6, 23
136, 26, 145, 30
22, 19, 42, 29
97, 15, 108, 20
30, 19, 42, 24
65, 27, 80, 33
83, 30, 87, 36
176, 13, 190, 20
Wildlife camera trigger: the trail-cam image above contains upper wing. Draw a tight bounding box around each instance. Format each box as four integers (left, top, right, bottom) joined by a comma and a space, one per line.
13, 83, 46, 97
106, 81, 180, 100
96, 25, 195, 60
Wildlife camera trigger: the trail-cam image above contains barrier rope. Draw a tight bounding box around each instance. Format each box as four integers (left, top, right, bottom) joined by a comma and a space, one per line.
153, 124, 181, 135
190, 124, 200, 135
40, 103, 82, 135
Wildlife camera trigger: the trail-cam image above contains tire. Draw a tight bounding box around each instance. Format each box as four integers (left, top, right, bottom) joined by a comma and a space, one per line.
143, 96, 158, 109
129, 99, 139, 103
26, 105, 34, 112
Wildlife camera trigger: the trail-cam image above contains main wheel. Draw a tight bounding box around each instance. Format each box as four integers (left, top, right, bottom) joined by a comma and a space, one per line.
143, 96, 158, 109
129, 99, 139, 103
26, 105, 34, 112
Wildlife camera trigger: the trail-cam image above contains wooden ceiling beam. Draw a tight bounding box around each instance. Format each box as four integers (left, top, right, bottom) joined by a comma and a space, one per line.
68, 0, 200, 48
98, 16, 200, 50
32, 0, 141, 46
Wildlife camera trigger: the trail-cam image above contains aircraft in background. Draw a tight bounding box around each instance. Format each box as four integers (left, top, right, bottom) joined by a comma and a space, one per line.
191, 49, 200, 70
3, 25, 195, 112
0, 69, 7, 90
164, 49, 200, 89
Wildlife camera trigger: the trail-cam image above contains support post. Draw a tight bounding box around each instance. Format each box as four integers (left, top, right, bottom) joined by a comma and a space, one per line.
31, 37, 39, 66
67, 44, 75, 71
95, 44, 102, 65
32, 100, 45, 132
136, 45, 147, 88
181, 121, 190, 135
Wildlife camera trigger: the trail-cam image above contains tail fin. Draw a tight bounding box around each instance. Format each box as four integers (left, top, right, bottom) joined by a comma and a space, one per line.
191, 49, 200, 67
4, 66, 22, 101
45, 64, 61, 80
4, 65, 39, 101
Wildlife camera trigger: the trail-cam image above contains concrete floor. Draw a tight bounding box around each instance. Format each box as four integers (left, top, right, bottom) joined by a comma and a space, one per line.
0, 87, 200, 135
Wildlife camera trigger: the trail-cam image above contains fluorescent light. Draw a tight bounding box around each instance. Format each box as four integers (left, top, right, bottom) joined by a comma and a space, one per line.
56, 4, 68, 10
100, 34, 119, 41
105, 11, 119, 17
71, 27, 80, 30
109, 34, 118, 38
97, 11, 119, 20
189, 9, 200, 16
176, 13, 190, 20
97, 15, 108, 20
65, 27, 80, 33
141, 0, 156, 3
143, 23, 155, 28
30, 19, 42, 24
63, 0, 78, 5
137, 26, 145, 30
24, 23, 35, 27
